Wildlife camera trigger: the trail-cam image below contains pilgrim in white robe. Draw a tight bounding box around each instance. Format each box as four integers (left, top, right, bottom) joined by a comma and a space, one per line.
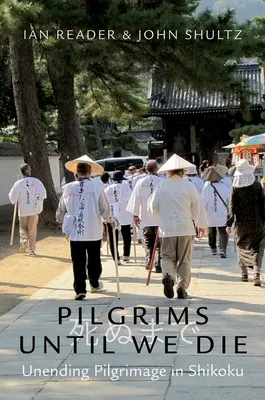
184, 176, 204, 193
56, 179, 111, 242
9, 177, 47, 253
147, 175, 207, 287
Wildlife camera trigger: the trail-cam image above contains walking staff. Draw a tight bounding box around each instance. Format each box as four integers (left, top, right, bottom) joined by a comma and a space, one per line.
112, 224, 121, 298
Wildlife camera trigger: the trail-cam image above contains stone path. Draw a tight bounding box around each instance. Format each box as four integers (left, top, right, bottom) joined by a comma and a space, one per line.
0, 238, 265, 399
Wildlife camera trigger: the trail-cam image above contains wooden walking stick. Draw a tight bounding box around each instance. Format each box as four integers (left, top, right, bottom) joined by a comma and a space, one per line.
10, 174, 20, 247
146, 230, 159, 286
112, 225, 121, 299
133, 223, 137, 263
10, 201, 18, 247
106, 226, 110, 256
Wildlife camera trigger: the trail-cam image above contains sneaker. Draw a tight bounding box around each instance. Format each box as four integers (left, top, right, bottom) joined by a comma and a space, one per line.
253, 274, 261, 287
74, 293, 86, 300
162, 274, 175, 299
123, 256, 130, 262
27, 250, 36, 256
117, 260, 122, 266
90, 281, 104, 293
220, 251, 226, 258
241, 274, 248, 282
138, 239, 142, 244
177, 287, 191, 299
212, 249, 217, 255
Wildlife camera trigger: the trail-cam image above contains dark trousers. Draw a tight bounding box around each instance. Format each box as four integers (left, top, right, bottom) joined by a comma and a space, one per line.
208, 227, 228, 252
143, 226, 161, 267
107, 223, 131, 261
70, 240, 102, 294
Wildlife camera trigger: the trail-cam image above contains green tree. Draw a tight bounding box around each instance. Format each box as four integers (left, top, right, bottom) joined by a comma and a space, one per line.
229, 124, 265, 143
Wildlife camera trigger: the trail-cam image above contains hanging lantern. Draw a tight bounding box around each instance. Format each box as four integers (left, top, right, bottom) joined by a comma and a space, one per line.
252, 153, 260, 167
231, 152, 240, 165
241, 149, 252, 162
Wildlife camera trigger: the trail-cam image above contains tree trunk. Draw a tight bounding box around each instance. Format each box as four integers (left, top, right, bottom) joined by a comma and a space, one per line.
9, 29, 58, 226
47, 59, 87, 183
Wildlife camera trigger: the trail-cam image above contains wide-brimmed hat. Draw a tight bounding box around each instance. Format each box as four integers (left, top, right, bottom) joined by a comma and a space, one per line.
112, 171, 127, 182
214, 165, 229, 176
185, 166, 197, 175
234, 159, 255, 176
157, 154, 194, 174
202, 167, 224, 183
65, 155, 103, 176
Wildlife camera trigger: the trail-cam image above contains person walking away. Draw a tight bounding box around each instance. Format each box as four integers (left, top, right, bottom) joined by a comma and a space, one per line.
104, 171, 132, 264
130, 166, 147, 243
200, 160, 209, 179
214, 165, 232, 189
127, 166, 139, 190
100, 172, 110, 187
56, 155, 112, 300
201, 170, 231, 258
148, 154, 207, 299
100, 172, 111, 244
8, 164, 46, 256
226, 159, 265, 286
131, 167, 147, 189
127, 160, 164, 273
184, 166, 204, 193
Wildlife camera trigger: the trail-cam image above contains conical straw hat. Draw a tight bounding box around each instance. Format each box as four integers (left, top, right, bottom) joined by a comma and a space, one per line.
214, 164, 228, 176
65, 155, 104, 176
157, 154, 195, 174
202, 167, 224, 182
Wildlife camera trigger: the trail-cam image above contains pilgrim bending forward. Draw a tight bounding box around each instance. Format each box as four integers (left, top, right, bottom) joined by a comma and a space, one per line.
148, 154, 207, 299
56, 157, 112, 300
8, 164, 46, 256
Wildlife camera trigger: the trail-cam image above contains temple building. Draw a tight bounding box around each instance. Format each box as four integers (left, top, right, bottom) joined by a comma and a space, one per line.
146, 58, 265, 165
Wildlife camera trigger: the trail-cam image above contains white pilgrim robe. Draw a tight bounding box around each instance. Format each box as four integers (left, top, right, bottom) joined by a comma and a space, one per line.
201, 182, 231, 227
56, 179, 111, 241
126, 174, 163, 228
9, 177, 46, 217
147, 175, 207, 237
104, 182, 132, 226
131, 173, 147, 189
127, 173, 140, 190
184, 176, 204, 193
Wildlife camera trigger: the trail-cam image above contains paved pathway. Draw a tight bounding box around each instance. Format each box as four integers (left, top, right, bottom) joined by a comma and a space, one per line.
0, 238, 265, 399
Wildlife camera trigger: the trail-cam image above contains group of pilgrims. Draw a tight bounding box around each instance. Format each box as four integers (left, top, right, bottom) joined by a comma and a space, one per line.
8, 152, 265, 300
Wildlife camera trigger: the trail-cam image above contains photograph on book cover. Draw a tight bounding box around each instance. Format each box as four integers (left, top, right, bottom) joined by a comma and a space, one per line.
0, 0, 265, 399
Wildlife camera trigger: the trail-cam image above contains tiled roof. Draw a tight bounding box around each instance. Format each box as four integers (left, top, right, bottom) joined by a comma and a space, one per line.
124, 131, 156, 142
0, 143, 59, 157
148, 59, 265, 115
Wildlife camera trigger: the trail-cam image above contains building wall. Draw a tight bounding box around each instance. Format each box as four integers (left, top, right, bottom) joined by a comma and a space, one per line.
0, 156, 60, 207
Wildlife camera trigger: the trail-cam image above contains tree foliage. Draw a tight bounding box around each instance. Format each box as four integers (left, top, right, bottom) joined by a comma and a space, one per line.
229, 123, 265, 143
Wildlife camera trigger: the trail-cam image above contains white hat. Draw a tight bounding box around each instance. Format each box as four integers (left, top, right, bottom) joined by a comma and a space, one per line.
158, 154, 195, 174
65, 155, 104, 176
234, 159, 255, 176
185, 166, 197, 175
